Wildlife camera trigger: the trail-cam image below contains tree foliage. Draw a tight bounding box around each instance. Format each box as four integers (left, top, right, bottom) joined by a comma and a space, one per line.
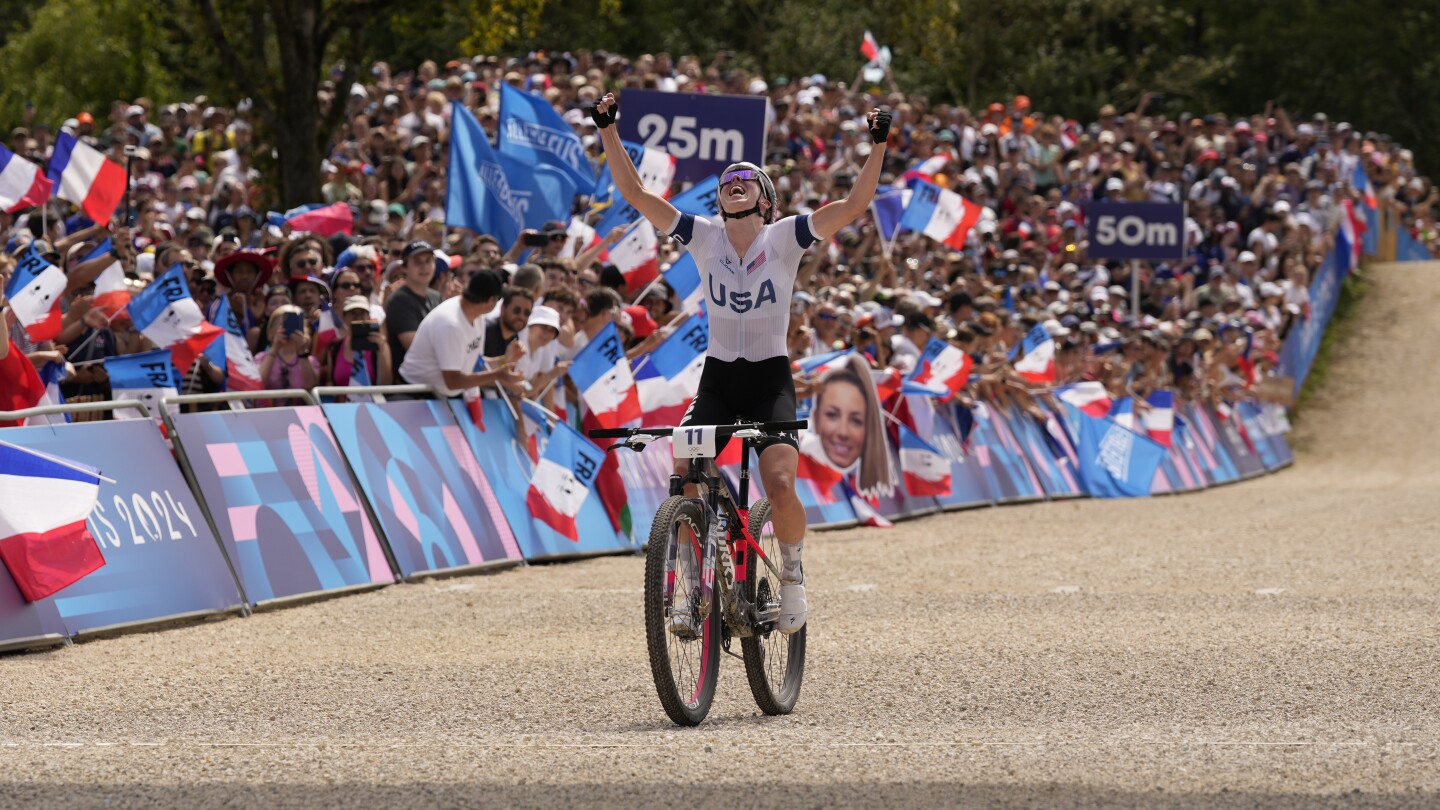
0, 0, 1436, 197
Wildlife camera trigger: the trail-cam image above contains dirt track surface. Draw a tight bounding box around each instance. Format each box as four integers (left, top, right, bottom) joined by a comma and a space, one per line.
2, 263, 1438, 809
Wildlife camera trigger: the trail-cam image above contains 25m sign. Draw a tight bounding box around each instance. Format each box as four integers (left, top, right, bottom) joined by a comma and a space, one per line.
618, 89, 767, 183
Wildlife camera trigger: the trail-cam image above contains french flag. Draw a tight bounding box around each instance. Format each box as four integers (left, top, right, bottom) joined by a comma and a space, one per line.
105, 350, 180, 421
1338, 198, 1364, 271
870, 184, 910, 240
525, 422, 602, 542
635, 315, 707, 428
592, 140, 676, 205
609, 220, 659, 292
47, 133, 126, 224
569, 321, 642, 429
841, 478, 893, 528
1143, 390, 1174, 448
795, 347, 854, 376
0, 144, 52, 212
0, 333, 46, 426
1057, 381, 1112, 417
206, 296, 262, 392
0, 439, 106, 602
518, 398, 550, 463
22, 362, 70, 427
1013, 324, 1057, 384
663, 253, 704, 315
4, 243, 67, 342
898, 425, 951, 497
81, 238, 131, 318
897, 179, 984, 249
873, 367, 903, 401
1353, 163, 1378, 210
860, 30, 881, 61
908, 336, 973, 398
126, 263, 223, 372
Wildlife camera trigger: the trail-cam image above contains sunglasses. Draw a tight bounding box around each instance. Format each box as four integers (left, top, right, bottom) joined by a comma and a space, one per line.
720, 169, 761, 185
294, 257, 321, 268
816, 312, 840, 321
335, 281, 363, 290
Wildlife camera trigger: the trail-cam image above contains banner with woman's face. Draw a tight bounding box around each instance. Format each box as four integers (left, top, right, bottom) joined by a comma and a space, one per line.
794, 355, 898, 526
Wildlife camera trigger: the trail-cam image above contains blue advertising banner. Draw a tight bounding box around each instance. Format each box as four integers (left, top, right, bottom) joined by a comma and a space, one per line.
1183, 403, 1240, 486
921, 406, 994, 511
1005, 407, 1082, 498
1279, 243, 1345, 395
324, 401, 524, 577
1083, 202, 1186, 260
1236, 402, 1290, 472
172, 407, 394, 604
973, 402, 1044, 502
0, 568, 67, 651
616, 89, 767, 183
0, 420, 243, 635
1207, 405, 1266, 480
446, 399, 632, 560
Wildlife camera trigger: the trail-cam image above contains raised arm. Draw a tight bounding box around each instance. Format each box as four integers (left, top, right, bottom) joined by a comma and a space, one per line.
592, 94, 680, 231
810, 109, 890, 241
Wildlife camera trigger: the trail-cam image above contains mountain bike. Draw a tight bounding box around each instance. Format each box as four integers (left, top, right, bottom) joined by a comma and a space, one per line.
590, 420, 809, 726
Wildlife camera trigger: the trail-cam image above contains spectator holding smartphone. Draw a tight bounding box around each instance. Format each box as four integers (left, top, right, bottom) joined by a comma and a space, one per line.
326, 295, 392, 388
256, 305, 319, 405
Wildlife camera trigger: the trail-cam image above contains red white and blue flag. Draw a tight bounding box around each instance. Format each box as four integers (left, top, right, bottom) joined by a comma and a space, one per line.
126, 263, 222, 372
897, 179, 984, 249
608, 220, 659, 291
0, 333, 45, 427
898, 424, 951, 496
796, 347, 855, 376
4, 243, 67, 342
592, 140, 676, 206
284, 201, 355, 236
80, 239, 131, 318
0, 144, 52, 212
105, 350, 180, 421
525, 421, 603, 542
569, 321, 642, 430
908, 336, 973, 398
1013, 324, 1057, 384
47, 133, 126, 224
1057, 381, 1112, 417
795, 431, 844, 503
635, 315, 708, 428
202, 296, 262, 393
518, 398, 550, 464
0, 440, 106, 602
1143, 390, 1174, 448
23, 362, 70, 427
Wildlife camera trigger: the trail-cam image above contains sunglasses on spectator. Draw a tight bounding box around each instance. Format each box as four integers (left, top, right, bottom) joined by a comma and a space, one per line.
294, 258, 321, 268
721, 169, 761, 184
816, 312, 840, 321
335, 281, 363, 290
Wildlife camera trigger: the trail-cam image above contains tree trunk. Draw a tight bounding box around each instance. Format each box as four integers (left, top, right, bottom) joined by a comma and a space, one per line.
271, 0, 324, 208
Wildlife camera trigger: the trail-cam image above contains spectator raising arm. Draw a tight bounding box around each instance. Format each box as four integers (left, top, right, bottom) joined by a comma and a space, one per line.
809, 109, 890, 241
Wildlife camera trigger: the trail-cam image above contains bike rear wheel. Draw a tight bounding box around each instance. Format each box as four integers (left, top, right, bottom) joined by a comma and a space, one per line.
740, 498, 806, 714
644, 496, 720, 726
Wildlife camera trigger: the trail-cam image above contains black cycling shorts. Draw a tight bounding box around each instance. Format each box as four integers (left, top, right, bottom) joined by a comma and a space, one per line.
680, 355, 798, 452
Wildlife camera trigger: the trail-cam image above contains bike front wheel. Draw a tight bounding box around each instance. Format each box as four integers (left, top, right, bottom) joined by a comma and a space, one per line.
644, 496, 720, 726
740, 498, 806, 715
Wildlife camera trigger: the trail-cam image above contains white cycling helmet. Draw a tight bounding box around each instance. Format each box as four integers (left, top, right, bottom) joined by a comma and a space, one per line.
718, 162, 778, 224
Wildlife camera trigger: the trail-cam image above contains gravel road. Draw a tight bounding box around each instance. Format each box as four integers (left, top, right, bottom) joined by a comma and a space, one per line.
0, 262, 1435, 809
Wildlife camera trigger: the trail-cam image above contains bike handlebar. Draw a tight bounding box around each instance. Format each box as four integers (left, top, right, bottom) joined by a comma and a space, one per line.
588, 420, 808, 440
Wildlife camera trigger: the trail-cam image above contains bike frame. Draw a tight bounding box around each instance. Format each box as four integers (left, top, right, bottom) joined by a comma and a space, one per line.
666, 435, 777, 635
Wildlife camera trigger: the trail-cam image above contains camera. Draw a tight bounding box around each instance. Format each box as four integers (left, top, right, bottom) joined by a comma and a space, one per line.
350, 320, 378, 349
282, 311, 305, 338
522, 231, 549, 247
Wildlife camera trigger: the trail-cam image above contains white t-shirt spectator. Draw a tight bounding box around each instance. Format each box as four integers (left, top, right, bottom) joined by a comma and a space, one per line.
397, 296, 488, 397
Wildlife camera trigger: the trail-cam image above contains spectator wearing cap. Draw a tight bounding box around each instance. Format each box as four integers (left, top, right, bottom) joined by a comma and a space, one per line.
506, 219, 571, 264
620, 304, 665, 356
514, 305, 571, 395
890, 311, 935, 374
385, 240, 443, 378
398, 269, 522, 397
326, 294, 392, 389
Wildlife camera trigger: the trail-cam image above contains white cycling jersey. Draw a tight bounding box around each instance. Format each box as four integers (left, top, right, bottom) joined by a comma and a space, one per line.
668, 212, 820, 362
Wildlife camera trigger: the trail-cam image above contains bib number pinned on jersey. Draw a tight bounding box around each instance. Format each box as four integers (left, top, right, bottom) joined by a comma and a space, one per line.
672, 425, 718, 459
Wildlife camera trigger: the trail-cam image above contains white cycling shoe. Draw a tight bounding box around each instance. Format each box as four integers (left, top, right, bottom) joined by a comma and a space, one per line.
778, 578, 807, 635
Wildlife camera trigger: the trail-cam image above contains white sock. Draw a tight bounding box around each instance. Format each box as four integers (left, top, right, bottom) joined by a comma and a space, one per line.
779, 540, 804, 583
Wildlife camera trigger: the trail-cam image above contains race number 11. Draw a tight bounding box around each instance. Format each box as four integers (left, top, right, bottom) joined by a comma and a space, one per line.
671, 425, 718, 459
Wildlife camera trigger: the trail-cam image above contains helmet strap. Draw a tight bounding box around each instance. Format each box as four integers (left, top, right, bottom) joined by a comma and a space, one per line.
721, 203, 763, 221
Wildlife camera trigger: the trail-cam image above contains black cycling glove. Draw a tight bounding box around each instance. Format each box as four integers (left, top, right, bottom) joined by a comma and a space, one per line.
590, 101, 619, 129
869, 109, 892, 144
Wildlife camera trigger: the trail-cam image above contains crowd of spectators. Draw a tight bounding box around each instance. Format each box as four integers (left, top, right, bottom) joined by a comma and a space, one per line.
1, 48, 1436, 424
